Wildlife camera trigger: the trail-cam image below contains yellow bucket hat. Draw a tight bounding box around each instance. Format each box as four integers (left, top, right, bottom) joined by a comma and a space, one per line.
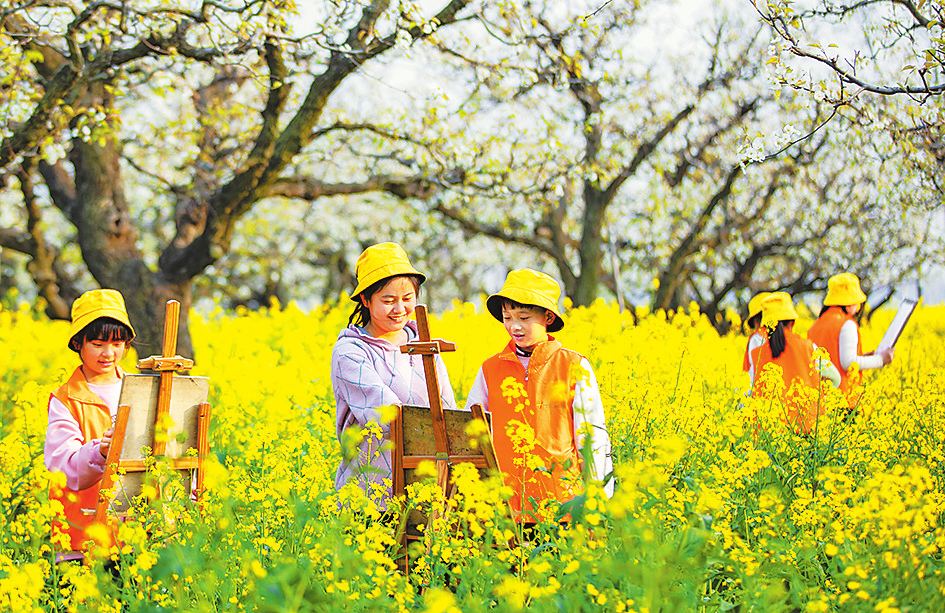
823, 272, 867, 306
747, 292, 772, 320
69, 289, 135, 349
486, 269, 564, 332
760, 292, 799, 327
350, 242, 425, 300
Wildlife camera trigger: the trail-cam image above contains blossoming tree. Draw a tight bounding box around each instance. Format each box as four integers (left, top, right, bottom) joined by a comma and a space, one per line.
0, 0, 471, 355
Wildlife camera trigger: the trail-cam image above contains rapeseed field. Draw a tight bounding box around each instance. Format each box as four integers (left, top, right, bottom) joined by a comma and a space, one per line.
2, 298, 943, 612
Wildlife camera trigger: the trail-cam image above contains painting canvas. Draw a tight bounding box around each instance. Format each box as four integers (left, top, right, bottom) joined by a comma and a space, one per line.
108, 374, 210, 513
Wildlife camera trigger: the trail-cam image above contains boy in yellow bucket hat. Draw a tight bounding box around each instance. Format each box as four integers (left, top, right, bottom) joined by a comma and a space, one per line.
750, 292, 841, 434
464, 269, 613, 522
45, 289, 136, 560
807, 272, 894, 397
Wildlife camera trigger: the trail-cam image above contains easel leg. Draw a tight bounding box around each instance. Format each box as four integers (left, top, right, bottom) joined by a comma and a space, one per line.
390, 406, 409, 574
195, 402, 211, 506
95, 404, 132, 525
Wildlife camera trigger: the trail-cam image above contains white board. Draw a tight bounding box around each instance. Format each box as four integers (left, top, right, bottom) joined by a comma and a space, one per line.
876, 298, 918, 352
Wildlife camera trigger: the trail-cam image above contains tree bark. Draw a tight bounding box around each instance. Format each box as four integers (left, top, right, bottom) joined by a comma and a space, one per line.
573, 190, 607, 306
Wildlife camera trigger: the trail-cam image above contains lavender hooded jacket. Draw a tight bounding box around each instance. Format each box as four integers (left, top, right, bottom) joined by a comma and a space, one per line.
331, 321, 456, 503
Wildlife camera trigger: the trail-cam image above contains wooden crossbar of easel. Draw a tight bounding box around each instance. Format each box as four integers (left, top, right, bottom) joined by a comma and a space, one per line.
93, 300, 211, 523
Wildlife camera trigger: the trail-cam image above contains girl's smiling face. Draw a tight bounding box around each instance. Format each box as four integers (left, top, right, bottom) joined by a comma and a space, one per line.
362, 276, 417, 341
80, 338, 126, 384
501, 304, 554, 349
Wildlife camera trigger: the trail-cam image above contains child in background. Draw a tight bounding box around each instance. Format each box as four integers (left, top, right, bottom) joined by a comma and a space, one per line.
465, 269, 613, 522
807, 272, 894, 398
45, 289, 136, 560
751, 292, 840, 434
742, 291, 771, 381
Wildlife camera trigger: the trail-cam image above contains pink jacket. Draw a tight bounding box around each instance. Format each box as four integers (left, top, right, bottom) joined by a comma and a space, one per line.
330, 321, 456, 505
45, 368, 123, 490
45, 366, 122, 553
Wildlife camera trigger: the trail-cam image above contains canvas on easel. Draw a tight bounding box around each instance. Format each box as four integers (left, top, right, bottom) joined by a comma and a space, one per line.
876, 298, 918, 352
98, 374, 210, 515
391, 403, 500, 518
391, 402, 507, 569
91, 300, 211, 523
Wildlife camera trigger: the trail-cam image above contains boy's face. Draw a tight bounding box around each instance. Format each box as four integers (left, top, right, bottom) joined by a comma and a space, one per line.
80, 338, 126, 381
501, 304, 554, 349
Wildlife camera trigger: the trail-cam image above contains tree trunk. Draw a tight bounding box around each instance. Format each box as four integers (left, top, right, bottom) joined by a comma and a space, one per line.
68, 103, 196, 358
125, 278, 195, 360
573, 189, 607, 307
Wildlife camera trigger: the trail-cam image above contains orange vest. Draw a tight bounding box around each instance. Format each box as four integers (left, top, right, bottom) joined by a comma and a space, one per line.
807, 306, 862, 394
48, 366, 119, 552
751, 330, 823, 434
482, 339, 584, 522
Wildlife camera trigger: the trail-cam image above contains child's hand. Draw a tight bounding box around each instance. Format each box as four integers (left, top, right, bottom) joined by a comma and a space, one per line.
100, 427, 114, 458
880, 347, 895, 366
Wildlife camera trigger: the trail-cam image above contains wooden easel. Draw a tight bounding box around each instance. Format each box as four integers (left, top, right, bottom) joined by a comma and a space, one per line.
392, 305, 504, 568
94, 300, 211, 523
397, 304, 458, 496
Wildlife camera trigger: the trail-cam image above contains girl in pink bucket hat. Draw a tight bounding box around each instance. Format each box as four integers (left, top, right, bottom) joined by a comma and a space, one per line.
330, 243, 456, 506
45, 288, 136, 560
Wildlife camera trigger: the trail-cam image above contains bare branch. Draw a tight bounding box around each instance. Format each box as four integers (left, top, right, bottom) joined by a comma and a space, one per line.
653, 164, 743, 310
263, 174, 440, 201
432, 201, 557, 258
666, 97, 761, 187
787, 45, 945, 96
36, 159, 77, 220
604, 102, 696, 203
12, 160, 71, 317
753, 0, 945, 98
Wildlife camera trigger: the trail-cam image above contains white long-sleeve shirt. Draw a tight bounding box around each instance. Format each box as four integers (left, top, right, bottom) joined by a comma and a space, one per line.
839, 320, 885, 371
746, 331, 766, 382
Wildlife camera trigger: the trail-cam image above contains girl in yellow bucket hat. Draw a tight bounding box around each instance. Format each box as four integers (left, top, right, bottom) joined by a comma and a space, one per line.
807, 272, 894, 397
330, 243, 456, 505
45, 289, 136, 560
750, 292, 840, 434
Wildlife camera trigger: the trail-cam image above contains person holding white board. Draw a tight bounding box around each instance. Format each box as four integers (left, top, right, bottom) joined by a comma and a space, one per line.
807, 273, 894, 399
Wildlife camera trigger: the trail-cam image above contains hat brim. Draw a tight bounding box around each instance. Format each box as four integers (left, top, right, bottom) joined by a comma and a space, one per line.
69, 310, 136, 350
350, 269, 426, 300
486, 293, 564, 332
823, 290, 867, 306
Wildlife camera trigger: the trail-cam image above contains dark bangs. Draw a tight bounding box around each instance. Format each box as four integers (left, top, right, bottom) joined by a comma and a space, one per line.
69, 317, 134, 352
498, 298, 545, 315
